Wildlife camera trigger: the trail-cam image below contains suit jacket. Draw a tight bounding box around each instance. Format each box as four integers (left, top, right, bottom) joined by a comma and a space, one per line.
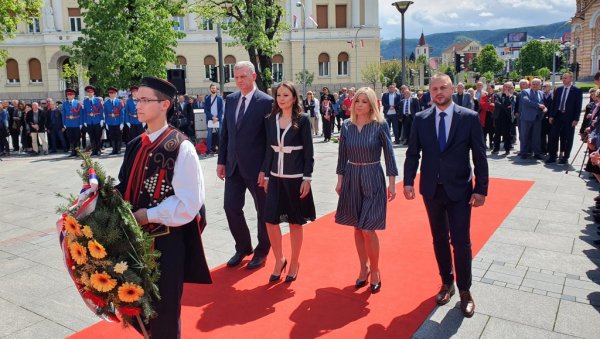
203, 94, 224, 121
550, 85, 583, 123
400, 97, 420, 117
25, 110, 47, 133
381, 92, 402, 115
519, 89, 544, 122
218, 89, 273, 179
175, 102, 193, 126
404, 104, 489, 201
420, 92, 432, 110
451, 92, 473, 110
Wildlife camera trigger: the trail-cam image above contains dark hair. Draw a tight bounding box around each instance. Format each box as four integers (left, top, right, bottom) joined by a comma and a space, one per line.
269, 81, 302, 128
595, 72, 600, 81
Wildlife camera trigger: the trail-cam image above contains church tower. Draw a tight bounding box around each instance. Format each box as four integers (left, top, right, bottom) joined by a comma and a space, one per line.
415, 30, 430, 60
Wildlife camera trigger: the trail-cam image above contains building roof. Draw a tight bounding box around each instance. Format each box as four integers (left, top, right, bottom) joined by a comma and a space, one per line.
418, 32, 426, 46
443, 40, 473, 54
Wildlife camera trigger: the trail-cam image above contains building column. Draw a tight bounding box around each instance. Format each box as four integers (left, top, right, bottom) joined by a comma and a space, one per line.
352, 0, 360, 27
52, 0, 64, 32
364, 0, 378, 27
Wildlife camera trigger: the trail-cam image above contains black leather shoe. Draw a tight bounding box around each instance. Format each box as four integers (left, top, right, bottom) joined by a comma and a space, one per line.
459, 290, 475, 317
370, 272, 382, 293
355, 270, 371, 289
545, 157, 556, 164
558, 157, 568, 164
436, 284, 456, 305
269, 260, 287, 283
246, 255, 266, 270
226, 249, 253, 267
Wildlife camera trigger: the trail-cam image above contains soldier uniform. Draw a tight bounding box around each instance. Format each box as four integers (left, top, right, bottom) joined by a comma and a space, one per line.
104, 87, 124, 154
62, 88, 83, 156
83, 85, 105, 156
125, 86, 144, 141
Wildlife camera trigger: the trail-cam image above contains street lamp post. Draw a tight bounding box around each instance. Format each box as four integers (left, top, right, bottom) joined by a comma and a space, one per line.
392, 1, 414, 86
296, 1, 307, 95
354, 25, 365, 87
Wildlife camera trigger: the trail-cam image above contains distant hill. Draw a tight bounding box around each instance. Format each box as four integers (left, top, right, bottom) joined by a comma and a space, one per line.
381, 22, 571, 60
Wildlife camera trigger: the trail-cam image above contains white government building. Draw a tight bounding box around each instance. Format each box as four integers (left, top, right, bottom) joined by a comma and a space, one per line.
0, 0, 380, 100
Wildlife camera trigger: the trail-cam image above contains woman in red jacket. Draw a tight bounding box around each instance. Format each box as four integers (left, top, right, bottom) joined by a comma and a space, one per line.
478, 84, 496, 149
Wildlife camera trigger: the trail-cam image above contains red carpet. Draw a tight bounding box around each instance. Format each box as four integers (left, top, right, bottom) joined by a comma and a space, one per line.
70, 178, 532, 339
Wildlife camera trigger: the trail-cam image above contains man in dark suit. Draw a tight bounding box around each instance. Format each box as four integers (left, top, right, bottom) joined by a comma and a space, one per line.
517, 78, 547, 160
400, 88, 420, 144
217, 61, 272, 269
546, 72, 583, 164
403, 73, 489, 318
492, 82, 514, 155
382, 83, 402, 144
451, 83, 473, 110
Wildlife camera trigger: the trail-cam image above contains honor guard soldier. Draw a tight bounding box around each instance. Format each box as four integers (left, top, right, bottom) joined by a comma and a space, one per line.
83, 85, 105, 156
125, 85, 144, 140
115, 76, 212, 338
62, 88, 83, 157
104, 86, 124, 154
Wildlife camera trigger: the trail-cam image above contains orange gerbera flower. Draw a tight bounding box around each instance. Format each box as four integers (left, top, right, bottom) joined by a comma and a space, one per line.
69, 242, 87, 265
90, 272, 117, 293
64, 215, 82, 236
118, 282, 145, 303
88, 240, 107, 259
82, 225, 94, 239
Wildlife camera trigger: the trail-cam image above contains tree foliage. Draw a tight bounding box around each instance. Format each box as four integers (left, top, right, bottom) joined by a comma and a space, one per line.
515, 40, 561, 76
361, 62, 381, 90
536, 67, 551, 80
192, 0, 287, 92
472, 44, 503, 75
381, 60, 402, 86
65, 0, 185, 92
295, 69, 314, 89
482, 71, 495, 83
0, 0, 43, 65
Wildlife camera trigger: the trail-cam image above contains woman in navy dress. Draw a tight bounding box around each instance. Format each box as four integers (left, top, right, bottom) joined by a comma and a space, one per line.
335, 87, 398, 293
260, 81, 315, 283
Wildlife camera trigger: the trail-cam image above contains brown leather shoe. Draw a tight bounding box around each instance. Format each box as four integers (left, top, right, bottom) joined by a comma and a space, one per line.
436, 284, 455, 305
459, 290, 475, 317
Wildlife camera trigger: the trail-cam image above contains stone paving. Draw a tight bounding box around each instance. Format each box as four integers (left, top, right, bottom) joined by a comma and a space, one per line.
1, 109, 600, 337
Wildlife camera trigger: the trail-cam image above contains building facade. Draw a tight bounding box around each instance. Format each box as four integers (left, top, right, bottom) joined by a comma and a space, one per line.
0, 0, 380, 100
441, 40, 481, 70
571, 0, 600, 79
415, 32, 430, 60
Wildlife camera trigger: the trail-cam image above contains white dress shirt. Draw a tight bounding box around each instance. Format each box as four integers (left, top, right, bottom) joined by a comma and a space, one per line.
145, 124, 205, 227
387, 93, 396, 114
434, 102, 454, 142
235, 87, 256, 121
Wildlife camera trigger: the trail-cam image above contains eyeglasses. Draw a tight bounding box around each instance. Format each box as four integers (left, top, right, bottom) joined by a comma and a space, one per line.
133, 98, 164, 105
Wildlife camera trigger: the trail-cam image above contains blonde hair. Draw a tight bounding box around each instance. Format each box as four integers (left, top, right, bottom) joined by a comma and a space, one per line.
350, 87, 385, 124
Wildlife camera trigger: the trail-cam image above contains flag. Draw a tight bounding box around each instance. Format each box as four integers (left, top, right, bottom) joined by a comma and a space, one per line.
292, 15, 299, 29
347, 40, 354, 49
360, 39, 364, 48
308, 15, 318, 27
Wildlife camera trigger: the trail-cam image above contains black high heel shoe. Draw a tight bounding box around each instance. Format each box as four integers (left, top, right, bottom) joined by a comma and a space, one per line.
355, 271, 371, 289
269, 259, 287, 283
285, 263, 300, 283
370, 272, 381, 293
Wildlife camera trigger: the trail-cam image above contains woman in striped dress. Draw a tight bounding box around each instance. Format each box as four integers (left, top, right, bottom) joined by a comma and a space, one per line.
335, 87, 398, 293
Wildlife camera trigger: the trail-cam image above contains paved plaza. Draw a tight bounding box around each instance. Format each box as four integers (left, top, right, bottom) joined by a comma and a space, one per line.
1, 117, 600, 338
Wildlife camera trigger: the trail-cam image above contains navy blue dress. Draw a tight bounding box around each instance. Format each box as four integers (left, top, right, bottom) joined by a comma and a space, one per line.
335, 120, 398, 230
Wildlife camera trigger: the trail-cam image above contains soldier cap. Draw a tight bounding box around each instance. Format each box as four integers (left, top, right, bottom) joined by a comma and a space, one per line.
107, 86, 118, 93
84, 85, 96, 93
65, 88, 77, 95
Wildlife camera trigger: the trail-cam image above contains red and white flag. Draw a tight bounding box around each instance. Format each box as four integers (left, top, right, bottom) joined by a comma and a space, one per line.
360, 39, 364, 48
292, 15, 299, 29
347, 40, 354, 48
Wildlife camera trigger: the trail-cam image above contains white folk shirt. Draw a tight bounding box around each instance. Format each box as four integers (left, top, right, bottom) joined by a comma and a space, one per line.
145, 124, 205, 226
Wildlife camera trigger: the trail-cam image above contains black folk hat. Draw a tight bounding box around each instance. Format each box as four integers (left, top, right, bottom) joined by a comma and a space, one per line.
140, 76, 177, 98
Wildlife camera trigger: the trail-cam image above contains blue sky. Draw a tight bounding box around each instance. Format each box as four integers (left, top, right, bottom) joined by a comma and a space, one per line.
379, 0, 577, 40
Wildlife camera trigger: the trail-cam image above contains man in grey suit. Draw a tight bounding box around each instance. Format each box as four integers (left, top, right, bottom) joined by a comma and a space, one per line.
451, 83, 473, 110
518, 78, 547, 160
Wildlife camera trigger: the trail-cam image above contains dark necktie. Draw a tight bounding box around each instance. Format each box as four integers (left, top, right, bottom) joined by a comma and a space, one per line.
559, 87, 569, 111
531, 90, 537, 103
438, 111, 447, 151
236, 96, 246, 129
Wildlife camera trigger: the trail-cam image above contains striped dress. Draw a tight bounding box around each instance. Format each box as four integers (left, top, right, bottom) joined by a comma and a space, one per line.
335, 119, 398, 230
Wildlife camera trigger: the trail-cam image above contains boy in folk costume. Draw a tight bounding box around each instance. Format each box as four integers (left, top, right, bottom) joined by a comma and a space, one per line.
115, 76, 211, 338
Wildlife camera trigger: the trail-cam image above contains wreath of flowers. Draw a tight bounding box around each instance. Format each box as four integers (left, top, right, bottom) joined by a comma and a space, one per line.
56, 152, 160, 330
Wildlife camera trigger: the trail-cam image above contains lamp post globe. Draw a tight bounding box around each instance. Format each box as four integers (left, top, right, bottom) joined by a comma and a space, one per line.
392, 1, 414, 86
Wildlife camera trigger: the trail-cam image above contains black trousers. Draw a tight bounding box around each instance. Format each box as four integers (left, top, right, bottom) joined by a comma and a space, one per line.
541, 117, 551, 154
80, 125, 87, 149
223, 167, 270, 256
423, 184, 473, 291
66, 127, 81, 152
9, 129, 19, 151
548, 115, 576, 160
493, 117, 512, 152
88, 124, 102, 154
402, 115, 413, 141
321, 115, 332, 140
385, 114, 402, 142
108, 125, 122, 153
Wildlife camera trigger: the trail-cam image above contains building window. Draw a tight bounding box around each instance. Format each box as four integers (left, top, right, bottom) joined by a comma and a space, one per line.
335, 5, 347, 28
173, 16, 185, 31
224, 55, 236, 81
175, 55, 187, 76
203, 18, 214, 31
318, 53, 330, 77
272, 54, 284, 82
6, 59, 20, 84
338, 52, 349, 76
29, 58, 43, 83
316, 5, 328, 29
68, 8, 82, 32
28, 17, 41, 33
204, 55, 216, 79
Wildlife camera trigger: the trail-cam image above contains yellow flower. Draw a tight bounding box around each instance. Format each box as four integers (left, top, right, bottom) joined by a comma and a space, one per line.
80, 272, 91, 287
113, 261, 128, 274
82, 225, 94, 239
69, 242, 87, 265
64, 215, 82, 236
88, 240, 107, 259
118, 283, 144, 303
90, 272, 117, 293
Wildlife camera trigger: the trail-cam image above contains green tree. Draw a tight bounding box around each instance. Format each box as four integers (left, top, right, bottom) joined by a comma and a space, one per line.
515, 40, 561, 76
380, 60, 402, 86
361, 62, 381, 89
482, 71, 495, 83
193, 0, 287, 92
536, 67, 551, 80
295, 70, 314, 89
509, 70, 519, 81
65, 0, 185, 91
471, 44, 503, 75
0, 0, 43, 65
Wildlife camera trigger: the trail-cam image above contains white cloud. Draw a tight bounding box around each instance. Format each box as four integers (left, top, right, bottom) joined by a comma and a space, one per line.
378, 0, 576, 40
